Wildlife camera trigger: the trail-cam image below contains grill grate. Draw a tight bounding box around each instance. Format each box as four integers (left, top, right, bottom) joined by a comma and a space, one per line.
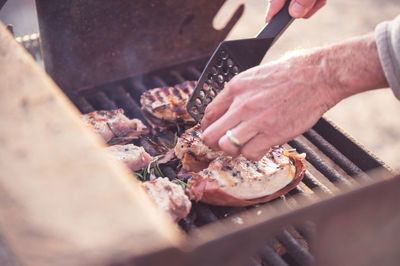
63, 57, 388, 266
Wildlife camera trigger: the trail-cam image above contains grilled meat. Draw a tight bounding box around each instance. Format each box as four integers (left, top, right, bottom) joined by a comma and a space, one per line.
141, 177, 192, 222
106, 144, 153, 171
82, 109, 149, 144
186, 147, 306, 207
174, 124, 224, 172
140, 81, 196, 130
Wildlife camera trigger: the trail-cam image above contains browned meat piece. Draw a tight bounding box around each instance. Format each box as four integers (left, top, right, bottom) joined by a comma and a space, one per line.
141, 177, 192, 222
140, 81, 196, 130
175, 125, 306, 207
106, 144, 153, 171
186, 147, 306, 207
174, 124, 224, 172
82, 109, 149, 144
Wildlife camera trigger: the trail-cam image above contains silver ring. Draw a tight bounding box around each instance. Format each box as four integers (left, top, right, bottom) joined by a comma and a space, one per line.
226, 130, 242, 148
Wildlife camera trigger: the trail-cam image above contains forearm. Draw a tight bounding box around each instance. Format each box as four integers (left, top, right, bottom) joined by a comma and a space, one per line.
293, 33, 388, 105
324, 33, 388, 100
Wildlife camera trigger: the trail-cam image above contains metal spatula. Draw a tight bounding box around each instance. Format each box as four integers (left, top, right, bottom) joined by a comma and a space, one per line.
187, 1, 293, 123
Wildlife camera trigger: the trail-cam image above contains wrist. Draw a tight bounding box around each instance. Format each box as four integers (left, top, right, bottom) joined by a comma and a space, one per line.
281, 47, 341, 111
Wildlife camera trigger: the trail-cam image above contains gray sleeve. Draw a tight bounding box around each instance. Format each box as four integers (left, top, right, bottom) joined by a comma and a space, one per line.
375, 15, 400, 100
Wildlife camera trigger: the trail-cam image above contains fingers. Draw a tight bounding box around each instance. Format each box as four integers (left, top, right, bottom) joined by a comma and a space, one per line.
202, 100, 242, 150
217, 120, 259, 156
239, 133, 273, 161
201, 83, 234, 130
304, 0, 326, 18
266, 0, 324, 22
289, 0, 317, 18
265, 0, 286, 22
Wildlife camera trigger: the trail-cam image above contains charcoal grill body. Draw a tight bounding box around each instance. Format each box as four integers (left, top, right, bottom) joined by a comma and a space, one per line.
35, 0, 244, 95
11, 1, 396, 265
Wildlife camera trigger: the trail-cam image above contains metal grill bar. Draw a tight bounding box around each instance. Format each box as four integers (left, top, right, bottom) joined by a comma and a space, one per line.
90, 92, 118, 110
295, 222, 316, 249
259, 246, 289, 266
301, 172, 319, 190
186, 66, 202, 79
301, 172, 334, 196
304, 129, 371, 182
74, 97, 95, 113
289, 185, 315, 202
289, 139, 351, 188
179, 217, 198, 233
106, 86, 144, 120
151, 75, 168, 87
276, 230, 314, 266
170, 70, 187, 83
195, 203, 219, 224
125, 80, 147, 103
312, 118, 385, 172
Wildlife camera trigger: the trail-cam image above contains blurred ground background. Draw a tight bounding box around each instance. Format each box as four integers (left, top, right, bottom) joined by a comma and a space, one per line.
1, 0, 399, 171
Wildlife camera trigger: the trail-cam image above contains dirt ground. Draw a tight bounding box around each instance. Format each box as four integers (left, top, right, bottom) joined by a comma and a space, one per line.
1, 0, 400, 170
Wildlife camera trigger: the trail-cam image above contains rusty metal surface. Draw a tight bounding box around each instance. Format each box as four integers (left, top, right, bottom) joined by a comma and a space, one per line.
128, 171, 399, 266
35, 0, 244, 95
313, 175, 400, 266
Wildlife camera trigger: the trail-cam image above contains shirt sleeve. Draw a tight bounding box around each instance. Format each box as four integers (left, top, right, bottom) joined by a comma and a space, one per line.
375, 15, 400, 100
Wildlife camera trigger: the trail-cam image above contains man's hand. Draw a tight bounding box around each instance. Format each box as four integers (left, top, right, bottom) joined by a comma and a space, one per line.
201, 51, 336, 161
265, 0, 326, 22
201, 34, 387, 161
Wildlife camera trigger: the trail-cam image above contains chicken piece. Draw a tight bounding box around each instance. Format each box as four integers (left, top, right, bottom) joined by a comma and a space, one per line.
82, 109, 149, 144
106, 144, 153, 171
141, 177, 192, 222
174, 124, 224, 172
186, 147, 306, 207
140, 81, 196, 130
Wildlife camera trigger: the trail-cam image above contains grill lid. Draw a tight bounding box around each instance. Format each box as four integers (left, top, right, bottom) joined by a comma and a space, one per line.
35, 0, 244, 94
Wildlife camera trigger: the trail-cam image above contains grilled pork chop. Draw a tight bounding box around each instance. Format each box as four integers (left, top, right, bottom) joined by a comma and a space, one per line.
140, 81, 196, 130
141, 177, 192, 222
186, 147, 306, 206
82, 109, 149, 144
174, 124, 224, 172
106, 144, 153, 171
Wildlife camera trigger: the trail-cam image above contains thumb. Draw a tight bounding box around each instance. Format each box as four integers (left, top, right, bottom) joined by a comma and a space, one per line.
289, 0, 316, 18
265, 0, 287, 22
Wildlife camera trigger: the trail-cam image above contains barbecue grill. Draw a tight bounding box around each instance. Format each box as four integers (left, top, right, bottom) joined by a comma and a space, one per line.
1, 1, 400, 265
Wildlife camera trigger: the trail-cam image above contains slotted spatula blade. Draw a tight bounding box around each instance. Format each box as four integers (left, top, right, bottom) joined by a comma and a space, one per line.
187, 1, 293, 123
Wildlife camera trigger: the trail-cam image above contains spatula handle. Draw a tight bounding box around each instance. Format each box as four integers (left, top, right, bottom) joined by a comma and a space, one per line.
256, 1, 293, 40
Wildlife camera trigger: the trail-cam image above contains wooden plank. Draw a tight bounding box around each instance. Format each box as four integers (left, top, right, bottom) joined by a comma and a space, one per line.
0, 23, 182, 266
